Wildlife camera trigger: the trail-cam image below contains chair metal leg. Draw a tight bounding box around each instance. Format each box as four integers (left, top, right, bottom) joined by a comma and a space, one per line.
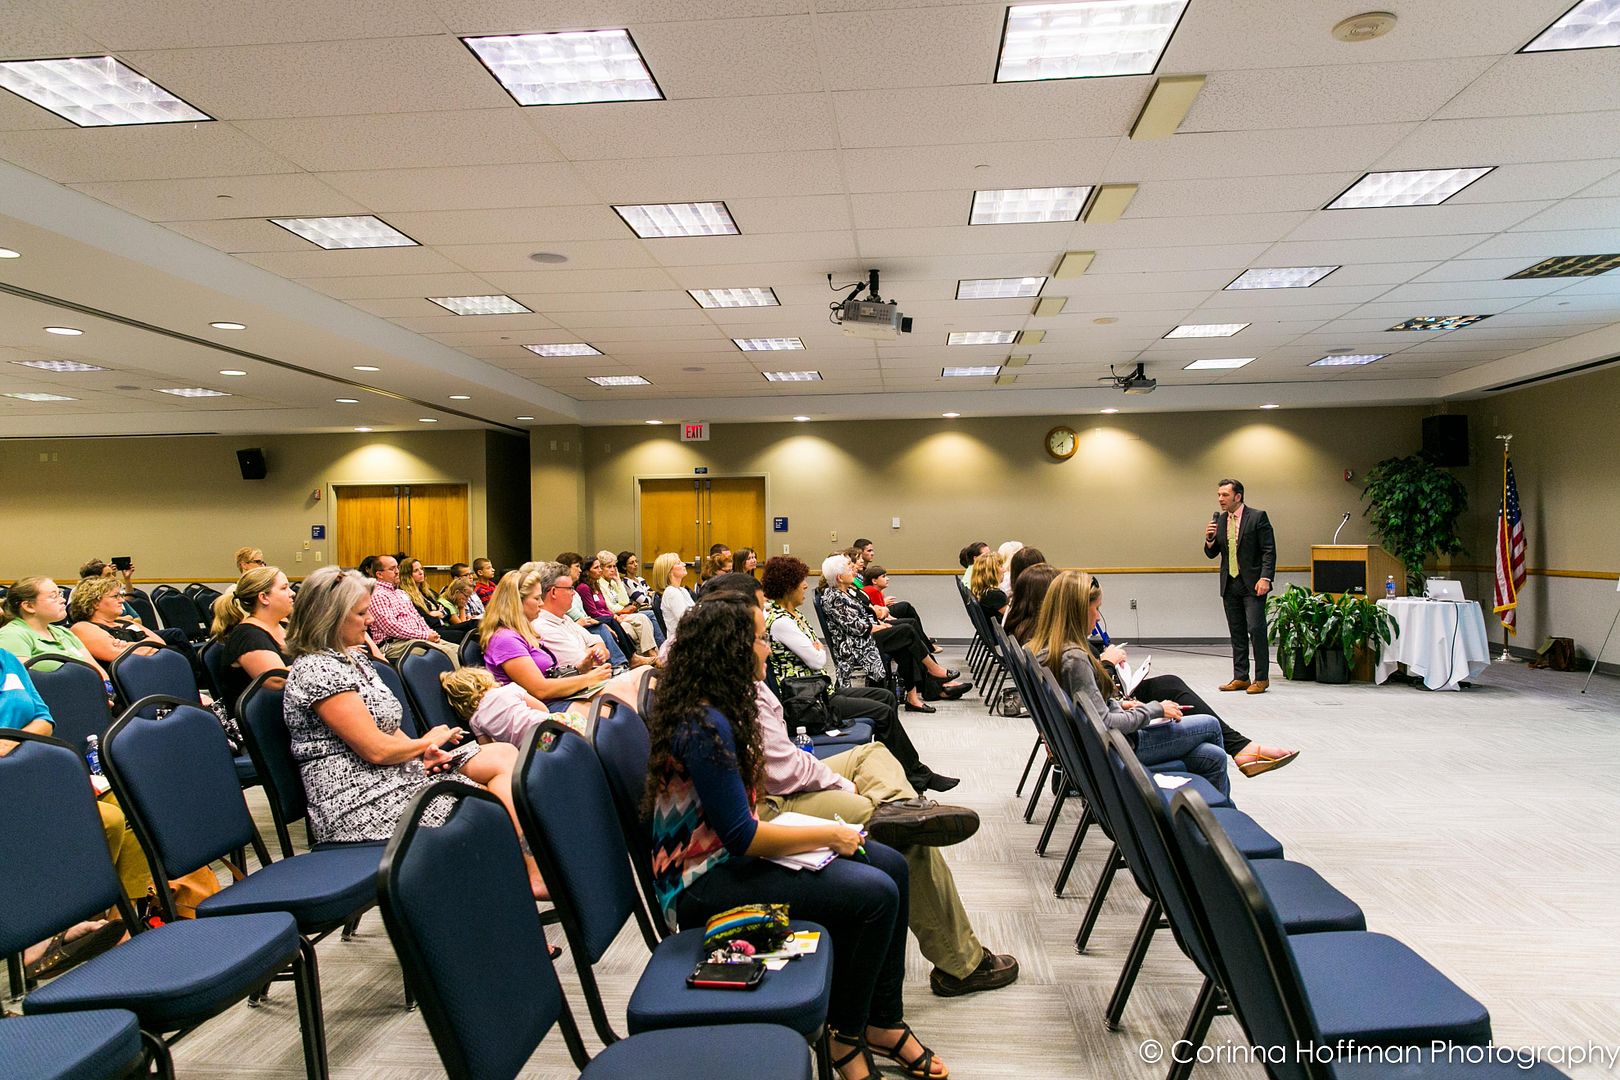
815, 1031, 833, 1080
1023, 759, 1051, 822
291, 939, 330, 1080
1013, 736, 1042, 797
1166, 978, 1220, 1080
1035, 783, 1070, 855
1053, 804, 1093, 896
1075, 845, 1124, 953
404, 972, 416, 1011
341, 914, 361, 941
1105, 898, 1161, 1029
141, 1029, 177, 1080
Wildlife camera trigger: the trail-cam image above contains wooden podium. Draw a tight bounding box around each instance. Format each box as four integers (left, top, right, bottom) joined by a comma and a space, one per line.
1310, 544, 1405, 598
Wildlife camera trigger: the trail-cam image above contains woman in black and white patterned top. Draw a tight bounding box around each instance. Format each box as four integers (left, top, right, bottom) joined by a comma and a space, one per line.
283, 565, 545, 898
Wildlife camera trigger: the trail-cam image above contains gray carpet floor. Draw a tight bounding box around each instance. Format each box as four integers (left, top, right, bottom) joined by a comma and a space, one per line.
63, 648, 1620, 1078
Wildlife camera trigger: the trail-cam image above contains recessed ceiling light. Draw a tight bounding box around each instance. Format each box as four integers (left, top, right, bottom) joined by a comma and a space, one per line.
1310, 353, 1385, 367
10, 359, 105, 373
1388, 315, 1492, 331
970, 187, 1091, 224
943, 366, 1002, 377
734, 337, 805, 352
270, 215, 417, 249
419, 418, 439, 423
589, 375, 651, 387
354, 427, 373, 432
154, 387, 229, 398
463, 29, 662, 105
996, 0, 1190, 82
524, 343, 602, 357
1327, 168, 1494, 209
957, 277, 1048, 299
353, 365, 381, 372
516, 416, 535, 421
942, 412, 961, 418
335, 398, 360, 404
1226, 266, 1338, 290
613, 202, 738, 238
948, 331, 1018, 345
1183, 357, 1255, 370
1507, 254, 1620, 279
1101, 407, 1120, 414
44, 326, 83, 336
0, 56, 209, 126
428, 294, 530, 316
218, 369, 247, 377
0, 247, 20, 258
1524, 0, 1620, 52
3, 391, 76, 401
449, 394, 471, 400
1166, 323, 1249, 338
528, 252, 568, 264
793, 415, 811, 422
645, 419, 662, 424
1260, 403, 1280, 410
762, 370, 822, 382
689, 287, 779, 308
209, 321, 247, 331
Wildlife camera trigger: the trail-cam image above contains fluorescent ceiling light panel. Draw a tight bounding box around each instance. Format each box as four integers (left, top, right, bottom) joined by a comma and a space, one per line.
1182, 357, 1254, 370
948, 331, 1019, 345
524, 343, 601, 356
1506, 253, 1620, 278
1166, 323, 1248, 338
971, 187, 1091, 224
588, 375, 650, 386
1054, 251, 1095, 278
1310, 354, 1385, 367
943, 366, 1002, 377
1327, 168, 1494, 209
4, 391, 76, 401
957, 277, 1047, 299
270, 215, 417, 249
1523, 0, 1620, 52
1226, 266, 1338, 290
10, 359, 106, 372
427, 295, 531, 316
996, 0, 1190, 81
0, 248, 20, 258
154, 387, 230, 397
1083, 183, 1138, 223
1388, 315, 1492, 331
762, 370, 822, 382
689, 287, 778, 308
463, 29, 662, 105
0, 56, 209, 127
1129, 74, 1205, 140
733, 337, 805, 351
613, 202, 738, 238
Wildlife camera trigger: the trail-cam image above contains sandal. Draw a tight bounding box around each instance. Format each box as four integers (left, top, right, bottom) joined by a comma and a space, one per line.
868, 1022, 949, 1079
829, 1031, 879, 1080
25, 920, 126, 982
1235, 748, 1300, 778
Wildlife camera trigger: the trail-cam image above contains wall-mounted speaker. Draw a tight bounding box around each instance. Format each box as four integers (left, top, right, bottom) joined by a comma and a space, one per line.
1421, 415, 1468, 467
236, 447, 268, 480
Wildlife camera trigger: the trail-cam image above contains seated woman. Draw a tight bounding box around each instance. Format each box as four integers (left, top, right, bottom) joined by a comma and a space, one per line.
595, 549, 659, 653
734, 547, 759, 577
282, 565, 544, 898
234, 547, 267, 574
819, 554, 968, 714
650, 552, 695, 634
1006, 546, 1047, 603
399, 558, 450, 634
479, 567, 617, 709
968, 551, 1008, 624
210, 566, 295, 709
68, 575, 169, 667
1002, 562, 1058, 646
555, 551, 630, 667
1032, 571, 1231, 797
647, 597, 947, 1080
437, 575, 481, 635
0, 577, 109, 682
694, 547, 732, 596
578, 553, 653, 658
996, 541, 1023, 594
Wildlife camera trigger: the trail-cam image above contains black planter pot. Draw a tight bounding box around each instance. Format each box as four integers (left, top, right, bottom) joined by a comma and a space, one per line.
1283, 651, 1317, 681
1315, 646, 1350, 684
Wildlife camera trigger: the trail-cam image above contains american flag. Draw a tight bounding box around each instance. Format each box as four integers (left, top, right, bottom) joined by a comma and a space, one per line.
1493, 451, 1526, 635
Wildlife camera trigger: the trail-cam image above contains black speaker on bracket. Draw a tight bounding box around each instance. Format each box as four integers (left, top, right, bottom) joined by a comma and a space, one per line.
236, 447, 268, 480
1421, 415, 1468, 467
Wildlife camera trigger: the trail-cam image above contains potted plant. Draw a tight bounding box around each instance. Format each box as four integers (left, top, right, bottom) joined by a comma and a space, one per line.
1315, 592, 1400, 683
1265, 585, 1332, 681
1361, 452, 1469, 595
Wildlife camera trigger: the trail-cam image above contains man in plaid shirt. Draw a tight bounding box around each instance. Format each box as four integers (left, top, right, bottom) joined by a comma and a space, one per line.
363, 554, 458, 663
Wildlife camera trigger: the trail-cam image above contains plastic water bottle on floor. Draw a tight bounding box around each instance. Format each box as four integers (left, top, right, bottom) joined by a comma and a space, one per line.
794, 726, 814, 753
85, 734, 101, 776
1385, 575, 1396, 598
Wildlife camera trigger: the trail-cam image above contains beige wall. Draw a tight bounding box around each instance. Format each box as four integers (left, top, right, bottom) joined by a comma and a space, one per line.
530, 424, 587, 560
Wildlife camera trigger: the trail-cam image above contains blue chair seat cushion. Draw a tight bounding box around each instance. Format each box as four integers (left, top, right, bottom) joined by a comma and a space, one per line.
1151, 771, 1232, 809
234, 754, 258, 784
1333, 1061, 1570, 1079
196, 846, 379, 931
24, 912, 301, 1030
1209, 807, 1284, 860
1291, 931, 1492, 1047
586, 1023, 812, 1079
0, 1009, 144, 1080
626, 920, 832, 1038
1250, 859, 1366, 935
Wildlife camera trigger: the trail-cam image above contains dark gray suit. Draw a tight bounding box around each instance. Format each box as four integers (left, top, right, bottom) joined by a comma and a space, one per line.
1203, 507, 1277, 681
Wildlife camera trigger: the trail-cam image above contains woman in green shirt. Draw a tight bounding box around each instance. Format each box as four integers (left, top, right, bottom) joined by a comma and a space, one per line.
0, 576, 108, 680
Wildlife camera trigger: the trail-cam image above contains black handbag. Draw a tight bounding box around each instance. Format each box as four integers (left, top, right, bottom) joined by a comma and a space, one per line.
777, 674, 835, 736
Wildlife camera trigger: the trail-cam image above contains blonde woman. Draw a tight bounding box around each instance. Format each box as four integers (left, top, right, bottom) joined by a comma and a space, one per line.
650, 552, 695, 634
595, 548, 657, 653
968, 551, 1007, 622
0, 577, 107, 680
478, 567, 613, 702
211, 566, 295, 708
234, 547, 267, 574
68, 576, 167, 666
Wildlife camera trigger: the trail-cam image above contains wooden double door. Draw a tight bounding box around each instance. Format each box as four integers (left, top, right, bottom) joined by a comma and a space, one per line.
335, 483, 469, 589
639, 477, 765, 569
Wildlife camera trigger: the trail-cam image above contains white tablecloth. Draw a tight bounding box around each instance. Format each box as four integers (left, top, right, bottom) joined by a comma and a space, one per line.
1373, 598, 1491, 691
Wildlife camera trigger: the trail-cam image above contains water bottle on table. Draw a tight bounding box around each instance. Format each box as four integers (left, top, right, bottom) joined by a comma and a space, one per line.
1385, 575, 1396, 598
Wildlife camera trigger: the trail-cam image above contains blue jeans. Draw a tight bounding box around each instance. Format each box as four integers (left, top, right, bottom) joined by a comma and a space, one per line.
587, 622, 628, 665
1133, 714, 1230, 798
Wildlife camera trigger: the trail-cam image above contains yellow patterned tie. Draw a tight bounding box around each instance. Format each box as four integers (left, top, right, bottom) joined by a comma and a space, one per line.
1227, 513, 1239, 577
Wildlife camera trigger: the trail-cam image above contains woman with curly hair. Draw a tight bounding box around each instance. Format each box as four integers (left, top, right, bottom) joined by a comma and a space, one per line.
646, 596, 948, 1080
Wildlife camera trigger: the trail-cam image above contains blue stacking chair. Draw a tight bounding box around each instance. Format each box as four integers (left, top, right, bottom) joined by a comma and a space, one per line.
591, 697, 672, 937
153, 592, 208, 645
810, 589, 897, 695
198, 639, 231, 711
24, 654, 112, 751
0, 730, 325, 1080
515, 721, 834, 1058
378, 780, 812, 1080
236, 672, 322, 860
125, 590, 159, 631
369, 657, 422, 739
396, 640, 465, 735
111, 645, 257, 787
1169, 788, 1495, 1068
458, 631, 485, 669
0, 1009, 146, 1080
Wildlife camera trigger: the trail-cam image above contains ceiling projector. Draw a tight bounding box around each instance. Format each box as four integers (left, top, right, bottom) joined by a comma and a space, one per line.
830, 269, 913, 340
1102, 362, 1157, 395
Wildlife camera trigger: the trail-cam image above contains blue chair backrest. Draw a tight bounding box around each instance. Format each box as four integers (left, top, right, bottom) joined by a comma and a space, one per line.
25, 654, 112, 750
110, 646, 199, 715
199, 639, 230, 704
237, 672, 305, 857
458, 632, 484, 669
127, 592, 159, 629
397, 644, 462, 735
0, 732, 125, 955
103, 700, 257, 880
370, 658, 421, 739
156, 593, 206, 639
517, 722, 642, 963
1055, 689, 1156, 896
377, 783, 570, 1080
590, 697, 663, 922
647, 591, 668, 640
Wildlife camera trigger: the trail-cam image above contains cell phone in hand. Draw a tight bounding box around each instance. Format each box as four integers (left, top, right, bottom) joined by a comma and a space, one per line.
111, 556, 133, 571
687, 959, 764, 990
432, 741, 481, 773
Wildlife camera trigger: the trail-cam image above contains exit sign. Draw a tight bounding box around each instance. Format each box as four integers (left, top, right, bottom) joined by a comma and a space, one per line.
681, 421, 710, 442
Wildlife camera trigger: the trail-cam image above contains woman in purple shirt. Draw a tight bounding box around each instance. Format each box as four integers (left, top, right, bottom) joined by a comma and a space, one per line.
479, 568, 610, 705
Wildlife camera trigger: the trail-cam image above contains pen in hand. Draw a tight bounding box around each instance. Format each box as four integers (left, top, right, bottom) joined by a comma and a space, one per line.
833, 814, 867, 857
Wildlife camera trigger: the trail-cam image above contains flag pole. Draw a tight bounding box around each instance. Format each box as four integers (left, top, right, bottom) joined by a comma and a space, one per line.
1495, 434, 1519, 663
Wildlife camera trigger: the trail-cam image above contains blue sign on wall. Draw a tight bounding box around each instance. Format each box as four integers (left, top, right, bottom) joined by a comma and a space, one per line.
773, 517, 789, 532
694, 466, 709, 475
311, 524, 326, 540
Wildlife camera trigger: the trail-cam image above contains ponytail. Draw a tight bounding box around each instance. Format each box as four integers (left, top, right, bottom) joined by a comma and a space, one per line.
213, 565, 282, 639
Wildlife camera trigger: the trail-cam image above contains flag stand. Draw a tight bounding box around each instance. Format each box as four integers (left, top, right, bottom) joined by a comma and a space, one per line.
1494, 434, 1520, 664
1581, 599, 1620, 693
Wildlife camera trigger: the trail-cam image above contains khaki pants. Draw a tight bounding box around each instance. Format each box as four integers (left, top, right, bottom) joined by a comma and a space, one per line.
98, 794, 152, 903
760, 743, 984, 979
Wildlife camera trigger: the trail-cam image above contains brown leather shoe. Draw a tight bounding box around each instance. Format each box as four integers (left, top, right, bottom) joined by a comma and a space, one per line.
1218, 679, 1250, 691
865, 798, 980, 849
1246, 679, 1270, 694
930, 948, 1019, 997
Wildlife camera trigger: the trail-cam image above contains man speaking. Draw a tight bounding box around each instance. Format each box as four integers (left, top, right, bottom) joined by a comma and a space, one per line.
1203, 478, 1276, 694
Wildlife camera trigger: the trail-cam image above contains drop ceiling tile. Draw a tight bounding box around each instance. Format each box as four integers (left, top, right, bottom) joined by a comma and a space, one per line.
1554, 274, 1620, 295
382, 205, 630, 246
1316, 262, 1440, 288
426, 0, 813, 33
1077, 211, 1311, 249
847, 191, 971, 231
1262, 234, 1495, 265
727, 195, 854, 234
1579, 166, 1620, 198
123, 37, 511, 119
1353, 299, 1533, 322
1184, 57, 1495, 133
1412, 258, 1548, 283
531, 95, 838, 159
1437, 50, 1620, 120
296, 271, 496, 300
1300, 203, 1556, 243
1125, 173, 1360, 218
163, 217, 323, 253
813, 5, 1004, 90
643, 231, 858, 267
0, 84, 71, 131
58, 0, 448, 48
626, 15, 822, 98
1376, 114, 1620, 168
1509, 197, 1620, 233
520, 290, 696, 313
1464, 229, 1620, 260
1105, 124, 1415, 182
841, 139, 1118, 193
1371, 279, 1570, 304
69, 172, 364, 222
481, 268, 679, 294
857, 222, 1076, 259
436, 240, 656, 273
232, 109, 564, 172
1035, 290, 1205, 313
1509, 293, 1620, 313
573, 150, 845, 202
0, 123, 298, 183
1092, 244, 1272, 274
402, 313, 559, 336
239, 246, 470, 278
0, 1, 109, 58
545, 307, 713, 329
316, 162, 598, 212
353, 298, 447, 318
554, 324, 725, 342
833, 79, 1148, 148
